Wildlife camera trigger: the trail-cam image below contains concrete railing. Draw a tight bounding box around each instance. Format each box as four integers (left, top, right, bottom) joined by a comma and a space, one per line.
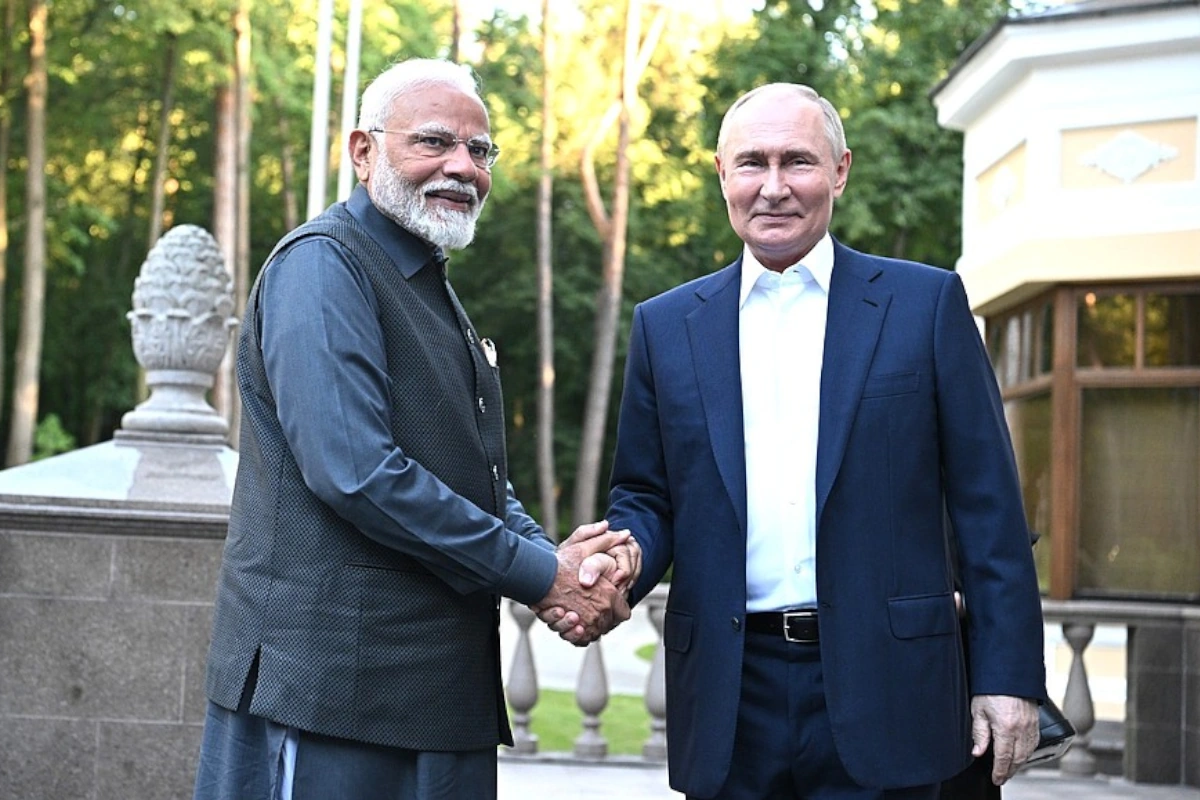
504, 584, 669, 762
1041, 599, 1200, 787
502, 592, 1200, 789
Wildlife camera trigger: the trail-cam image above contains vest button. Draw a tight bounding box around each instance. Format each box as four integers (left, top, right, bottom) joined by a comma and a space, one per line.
492, 465, 499, 481
731, 617, 741, 631
478, 397, 486, 413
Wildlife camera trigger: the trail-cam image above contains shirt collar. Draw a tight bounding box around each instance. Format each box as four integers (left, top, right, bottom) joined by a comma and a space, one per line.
346, 184, 444, 278
737, 233, 834, 309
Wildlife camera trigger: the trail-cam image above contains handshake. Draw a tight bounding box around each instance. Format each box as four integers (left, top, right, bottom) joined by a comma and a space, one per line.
531, 520, 642, 647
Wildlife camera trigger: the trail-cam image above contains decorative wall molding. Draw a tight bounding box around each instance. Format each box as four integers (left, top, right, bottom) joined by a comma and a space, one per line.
1080, 129, 1179, 184
989, 164, 1018, 211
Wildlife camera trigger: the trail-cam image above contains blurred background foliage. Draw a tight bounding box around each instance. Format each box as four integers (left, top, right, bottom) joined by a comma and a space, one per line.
0, 0, 1011, 532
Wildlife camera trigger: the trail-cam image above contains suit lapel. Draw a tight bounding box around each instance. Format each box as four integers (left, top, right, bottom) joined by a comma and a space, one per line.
816, 243, 892, 523
686, 262, 748, 537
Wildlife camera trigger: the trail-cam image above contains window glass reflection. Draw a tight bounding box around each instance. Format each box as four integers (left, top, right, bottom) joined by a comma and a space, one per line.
1039, 302, 1054, 375
1146, 293, 1200, 367
1076, 292, 1135, 368
1005, 393, 1053, 593
1078, 387, 1200, 598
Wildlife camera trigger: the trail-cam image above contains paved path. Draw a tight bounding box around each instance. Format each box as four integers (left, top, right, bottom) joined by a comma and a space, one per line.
498, 759, 1200, 799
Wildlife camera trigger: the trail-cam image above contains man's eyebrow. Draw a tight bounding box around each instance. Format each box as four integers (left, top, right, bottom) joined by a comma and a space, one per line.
732, 146, 819, 162
411, 123, 492, 144
731, 146, 767, 161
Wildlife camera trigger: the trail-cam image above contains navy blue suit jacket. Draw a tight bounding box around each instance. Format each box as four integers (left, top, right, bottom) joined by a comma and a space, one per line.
608, 240, 1046, 796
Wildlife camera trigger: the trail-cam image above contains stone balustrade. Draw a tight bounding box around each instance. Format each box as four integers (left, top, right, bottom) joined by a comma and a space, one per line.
501, 593, 1200, 790
1041, 599, 1200, 787
504, 584, 669, 762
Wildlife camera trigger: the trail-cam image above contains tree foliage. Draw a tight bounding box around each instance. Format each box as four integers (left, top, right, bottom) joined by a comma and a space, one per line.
0, 0, 1009, 525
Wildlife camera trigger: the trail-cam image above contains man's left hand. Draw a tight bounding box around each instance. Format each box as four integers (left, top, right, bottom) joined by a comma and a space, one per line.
970, 694, 1040, 785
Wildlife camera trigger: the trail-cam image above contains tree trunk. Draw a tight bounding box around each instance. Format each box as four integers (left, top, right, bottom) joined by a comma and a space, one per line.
147, 33, 178, 248
577, 7, 665, 243
7, 0, 47, 466
335, 0, 363, 202
536, 0, 557, 539
277, 97, 299, 231
571, 0, 645, 526
891, 227, 909, 261
450, 0, 463, 64
212, 80, 237, 428
306, 0, 334, 220
230, 0, 252, 446
0, 0, 17, 437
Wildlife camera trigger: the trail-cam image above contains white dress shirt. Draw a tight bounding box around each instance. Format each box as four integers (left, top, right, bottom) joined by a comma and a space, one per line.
739, 233, 833, 612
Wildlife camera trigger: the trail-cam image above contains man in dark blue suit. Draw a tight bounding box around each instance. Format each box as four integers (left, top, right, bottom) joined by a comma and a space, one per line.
603, 83, 1046, 799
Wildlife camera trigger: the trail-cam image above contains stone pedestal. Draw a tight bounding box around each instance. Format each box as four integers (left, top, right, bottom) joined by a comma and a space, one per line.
0, 225, 238, 800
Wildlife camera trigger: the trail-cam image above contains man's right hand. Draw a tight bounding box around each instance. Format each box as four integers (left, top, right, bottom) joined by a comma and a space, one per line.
531, 521, 632, 646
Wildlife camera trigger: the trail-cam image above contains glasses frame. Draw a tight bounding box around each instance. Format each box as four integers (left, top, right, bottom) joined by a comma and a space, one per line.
368, 127, 500, 170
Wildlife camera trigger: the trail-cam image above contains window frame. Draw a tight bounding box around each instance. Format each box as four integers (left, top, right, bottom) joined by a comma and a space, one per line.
985, 281, 1200, 600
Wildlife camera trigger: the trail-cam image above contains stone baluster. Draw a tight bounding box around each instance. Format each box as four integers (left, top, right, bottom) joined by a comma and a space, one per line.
506, 601, 539, 754
573, 642, 609, 758
643, 598, 668, 762
1059, 621, 1097, 776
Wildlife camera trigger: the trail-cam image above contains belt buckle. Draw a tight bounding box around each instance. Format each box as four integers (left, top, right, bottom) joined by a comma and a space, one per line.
782, 610, 817, 643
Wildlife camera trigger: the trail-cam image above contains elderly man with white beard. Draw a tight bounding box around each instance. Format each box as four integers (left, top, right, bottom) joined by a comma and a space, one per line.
192, 58, 636, 800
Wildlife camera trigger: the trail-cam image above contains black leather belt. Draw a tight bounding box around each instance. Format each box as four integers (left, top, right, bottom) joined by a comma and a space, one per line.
745, 609, 819, 643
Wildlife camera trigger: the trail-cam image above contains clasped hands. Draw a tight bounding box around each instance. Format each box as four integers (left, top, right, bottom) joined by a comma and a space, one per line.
530, 520, 642, 647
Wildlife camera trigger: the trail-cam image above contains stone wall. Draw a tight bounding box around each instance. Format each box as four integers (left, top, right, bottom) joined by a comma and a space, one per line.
0, 499, 226, 800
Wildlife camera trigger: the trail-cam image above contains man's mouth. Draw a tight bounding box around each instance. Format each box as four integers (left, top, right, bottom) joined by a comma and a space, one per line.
426, 190, 474, 210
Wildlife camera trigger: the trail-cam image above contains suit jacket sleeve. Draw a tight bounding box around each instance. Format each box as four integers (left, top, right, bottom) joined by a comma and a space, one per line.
935, 271, 1046, 700
609, 303, 676, 605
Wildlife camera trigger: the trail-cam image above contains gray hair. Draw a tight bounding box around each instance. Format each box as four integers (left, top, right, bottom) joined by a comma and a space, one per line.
716, 83, 846, 163
357, 58, 484, 131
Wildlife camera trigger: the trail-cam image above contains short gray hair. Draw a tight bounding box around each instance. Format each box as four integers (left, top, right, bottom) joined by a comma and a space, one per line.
716, 83, 846, 163
357, 58, 484, 131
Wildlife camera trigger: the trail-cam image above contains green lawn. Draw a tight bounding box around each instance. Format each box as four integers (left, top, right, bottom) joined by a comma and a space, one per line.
509, 689, 652, 755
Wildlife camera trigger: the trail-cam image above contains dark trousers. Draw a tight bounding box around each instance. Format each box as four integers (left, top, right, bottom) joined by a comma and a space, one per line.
194, 701, 497, 800
694, 630, 938, 800
194, 658, 496, 800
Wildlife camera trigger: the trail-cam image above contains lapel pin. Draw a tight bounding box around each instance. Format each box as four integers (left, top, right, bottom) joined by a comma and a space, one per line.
481, 337, 498, 368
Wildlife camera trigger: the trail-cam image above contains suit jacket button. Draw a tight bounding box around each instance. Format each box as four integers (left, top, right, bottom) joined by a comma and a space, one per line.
731, 617, 741, 631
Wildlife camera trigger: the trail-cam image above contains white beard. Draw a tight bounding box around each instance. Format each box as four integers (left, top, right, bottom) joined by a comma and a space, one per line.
369, 149, 485, 251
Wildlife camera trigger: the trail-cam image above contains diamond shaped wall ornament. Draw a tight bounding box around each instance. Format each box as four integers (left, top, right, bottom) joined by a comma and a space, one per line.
989, 165, 1017, 211
1080, 129, 1178, 184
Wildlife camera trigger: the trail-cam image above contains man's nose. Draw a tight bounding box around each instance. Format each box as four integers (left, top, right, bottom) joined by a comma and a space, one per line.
759, 166, 790, 201
441, 141, 479, 180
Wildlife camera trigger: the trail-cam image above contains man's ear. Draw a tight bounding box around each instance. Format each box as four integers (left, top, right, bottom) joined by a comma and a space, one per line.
348, 130, 373, 184
714, 152, 727, 199
833, 148, 852, 198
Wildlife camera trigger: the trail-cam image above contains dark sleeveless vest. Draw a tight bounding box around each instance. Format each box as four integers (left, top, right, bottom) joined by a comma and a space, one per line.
204, 203, 515, 749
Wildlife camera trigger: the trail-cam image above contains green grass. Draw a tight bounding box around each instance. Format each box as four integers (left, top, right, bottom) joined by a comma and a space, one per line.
509, 689, 652, 755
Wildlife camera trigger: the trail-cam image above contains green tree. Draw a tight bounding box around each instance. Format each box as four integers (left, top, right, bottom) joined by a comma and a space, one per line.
835, 0, 1010, 266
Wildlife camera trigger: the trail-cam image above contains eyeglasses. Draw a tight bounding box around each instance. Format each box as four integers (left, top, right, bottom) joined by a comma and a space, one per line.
368, 128, 501, 169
